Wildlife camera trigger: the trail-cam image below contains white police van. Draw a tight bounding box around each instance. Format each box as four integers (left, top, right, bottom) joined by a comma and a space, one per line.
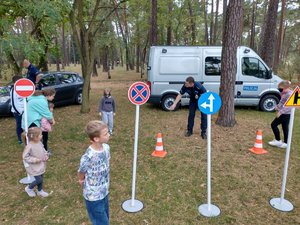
147, 46, 283, 112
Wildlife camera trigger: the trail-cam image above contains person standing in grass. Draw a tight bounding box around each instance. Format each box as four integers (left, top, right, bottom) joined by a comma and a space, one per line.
10, 75, 24, 144
99, 88, 116, 135
23, 127, 49, 198
268, 80, 293, 149
78, 121, 111, 225
169, 76, 207, 139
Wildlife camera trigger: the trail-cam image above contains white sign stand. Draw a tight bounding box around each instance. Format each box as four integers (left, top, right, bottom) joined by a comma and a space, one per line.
198, 92, 222, 218
269, 107, 295, 212
198, 114, 221, 217
19, 98, 35, 184
122, 105, 144, 213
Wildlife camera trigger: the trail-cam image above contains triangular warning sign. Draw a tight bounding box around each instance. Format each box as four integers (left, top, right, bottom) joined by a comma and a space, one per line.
284, 86, 300, 107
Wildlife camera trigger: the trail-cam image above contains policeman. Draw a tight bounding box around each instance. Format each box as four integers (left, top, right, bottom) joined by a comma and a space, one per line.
170, 76, 207, 139
23, 59, 40, 86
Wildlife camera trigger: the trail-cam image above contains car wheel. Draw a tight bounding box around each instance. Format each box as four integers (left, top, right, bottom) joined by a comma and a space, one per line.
259, 95, 279, 112
75, 91, 83, 104
161, 94, 178, 111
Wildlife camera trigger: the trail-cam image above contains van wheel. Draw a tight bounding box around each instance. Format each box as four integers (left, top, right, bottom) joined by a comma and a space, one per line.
75, 91, 83, 104
259, 95, 279, 112
162, 95, 178, 111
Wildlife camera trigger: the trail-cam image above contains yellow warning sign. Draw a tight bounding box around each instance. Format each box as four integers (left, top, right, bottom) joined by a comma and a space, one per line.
284, 86, 300, 107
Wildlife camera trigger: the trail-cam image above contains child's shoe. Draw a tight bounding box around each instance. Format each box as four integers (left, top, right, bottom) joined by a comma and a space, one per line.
268, 139, 282, 147
25, 186, 36, 197
37, 190, 49, 197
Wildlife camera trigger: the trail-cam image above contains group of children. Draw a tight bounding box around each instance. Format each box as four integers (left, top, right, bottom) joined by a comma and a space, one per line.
21, 81, 295, 224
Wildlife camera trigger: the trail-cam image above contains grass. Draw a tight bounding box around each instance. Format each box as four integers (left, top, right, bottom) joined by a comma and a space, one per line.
0, 66, 300, 225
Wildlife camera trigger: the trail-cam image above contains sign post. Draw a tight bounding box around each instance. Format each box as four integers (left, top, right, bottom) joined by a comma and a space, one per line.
15, 78, 36, 184
122, 82, 150, 213
269, 86, 300, 212
197, 92, 222, 217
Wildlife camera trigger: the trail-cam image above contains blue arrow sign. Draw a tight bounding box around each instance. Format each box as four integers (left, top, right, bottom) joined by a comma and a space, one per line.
198, 92, 222, 115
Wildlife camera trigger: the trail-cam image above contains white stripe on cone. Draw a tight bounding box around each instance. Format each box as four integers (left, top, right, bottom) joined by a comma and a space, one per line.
16, 86, 34, 91
254, 143, 263, 148
155, 146, 163, 151
256, 135, 262, 140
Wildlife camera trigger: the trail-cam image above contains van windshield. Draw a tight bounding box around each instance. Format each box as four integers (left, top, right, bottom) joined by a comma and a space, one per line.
242, 57, 268, 79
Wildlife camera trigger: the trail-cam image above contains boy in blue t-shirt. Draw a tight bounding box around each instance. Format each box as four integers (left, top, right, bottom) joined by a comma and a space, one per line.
78, 120, 111, 225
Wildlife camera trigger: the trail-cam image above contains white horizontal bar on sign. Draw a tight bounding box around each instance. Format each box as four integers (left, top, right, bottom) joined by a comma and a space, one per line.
16, 86, 34, 91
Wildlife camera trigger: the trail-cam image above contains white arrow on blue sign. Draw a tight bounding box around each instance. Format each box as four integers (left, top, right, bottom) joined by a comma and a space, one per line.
198, 92, 222, 115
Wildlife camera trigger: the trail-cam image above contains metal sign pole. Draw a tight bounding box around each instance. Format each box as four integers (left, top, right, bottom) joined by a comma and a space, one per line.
198, 92, 221, 218
198, 114, 220, 217
269, 107, 295, 212
19, 98, 35, 184
122, 105, 144, 213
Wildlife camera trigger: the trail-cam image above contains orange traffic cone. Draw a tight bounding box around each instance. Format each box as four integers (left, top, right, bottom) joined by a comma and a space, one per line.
249, 130, 268, 154
152, 133, 167, 158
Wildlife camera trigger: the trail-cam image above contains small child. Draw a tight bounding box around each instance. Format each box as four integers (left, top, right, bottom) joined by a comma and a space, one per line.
78, 121, 111, 225
268, 80, 293, 148
23, 127, 49, 197
99, 89, 116, 135
41, 102, 54, 132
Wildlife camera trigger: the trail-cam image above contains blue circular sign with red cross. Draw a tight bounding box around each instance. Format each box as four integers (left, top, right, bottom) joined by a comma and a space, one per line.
128, 82, 150, 105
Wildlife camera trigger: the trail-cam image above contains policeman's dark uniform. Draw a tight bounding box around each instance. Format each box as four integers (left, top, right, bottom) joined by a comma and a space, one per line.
179, 82, 207, 136
26, 64, 39, 84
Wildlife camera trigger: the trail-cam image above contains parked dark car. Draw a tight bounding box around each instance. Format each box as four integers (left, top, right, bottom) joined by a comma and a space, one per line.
0, 71, 83, 116
38, 71, 83, 106
0, 86, 11, 116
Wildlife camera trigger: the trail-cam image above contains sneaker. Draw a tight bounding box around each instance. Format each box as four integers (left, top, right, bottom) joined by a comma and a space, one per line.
37, 190, 49, 197
201, 133, 207, 140
109, 131, 113, 135
185, 131, 193, 137
46, 149, 52, 156
18, 140, 23, 145
279, 143, 287, 149
268, 139, 283, 147
25, 186, 36, 197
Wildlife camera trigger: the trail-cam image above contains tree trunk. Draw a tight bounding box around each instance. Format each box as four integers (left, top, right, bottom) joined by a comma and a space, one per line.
62, 22, 66, 69
216, 0, 243, 127
55, 37, 60, 71
150, 0, 158, 46
92, 59, 98, 76
213, 0, 219, 45
258, 0, 279, 68
166, 1, 173, 45
188, 0, 196, 45
249, 0, 257, 50
136, 44, 140, 73
7, 52, 22, 75
209, 0, 214, 45
273, 0, 285, 73
222, 0, 227, 40
203, 0, 209, 45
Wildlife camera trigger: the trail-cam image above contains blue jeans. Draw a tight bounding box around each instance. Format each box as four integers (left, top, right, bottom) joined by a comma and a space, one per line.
188, 100, 207, 134
13, 112, 23, 142
102, 111, 114, 133
29, 174, 43, 191
85, 195, 109, 225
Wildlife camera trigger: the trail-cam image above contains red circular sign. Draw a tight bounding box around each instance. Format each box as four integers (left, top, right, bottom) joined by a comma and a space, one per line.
128, 82, 150, 105
14, 78, 35, 98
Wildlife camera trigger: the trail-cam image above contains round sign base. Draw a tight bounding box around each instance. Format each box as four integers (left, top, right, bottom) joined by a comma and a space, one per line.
269, 198, 294, 212
198, 204, 221, 217
19, 175, 35, 184
122, 199, 144, 213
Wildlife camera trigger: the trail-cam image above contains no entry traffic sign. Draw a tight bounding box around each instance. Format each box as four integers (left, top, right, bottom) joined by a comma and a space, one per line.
14, 78, 35, 98
128, 82, 150, 105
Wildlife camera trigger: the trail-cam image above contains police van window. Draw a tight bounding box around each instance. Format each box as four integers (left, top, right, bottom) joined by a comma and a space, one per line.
205, 57, 221, 76
242, 57, 268, 79
159, 56, 200, 75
